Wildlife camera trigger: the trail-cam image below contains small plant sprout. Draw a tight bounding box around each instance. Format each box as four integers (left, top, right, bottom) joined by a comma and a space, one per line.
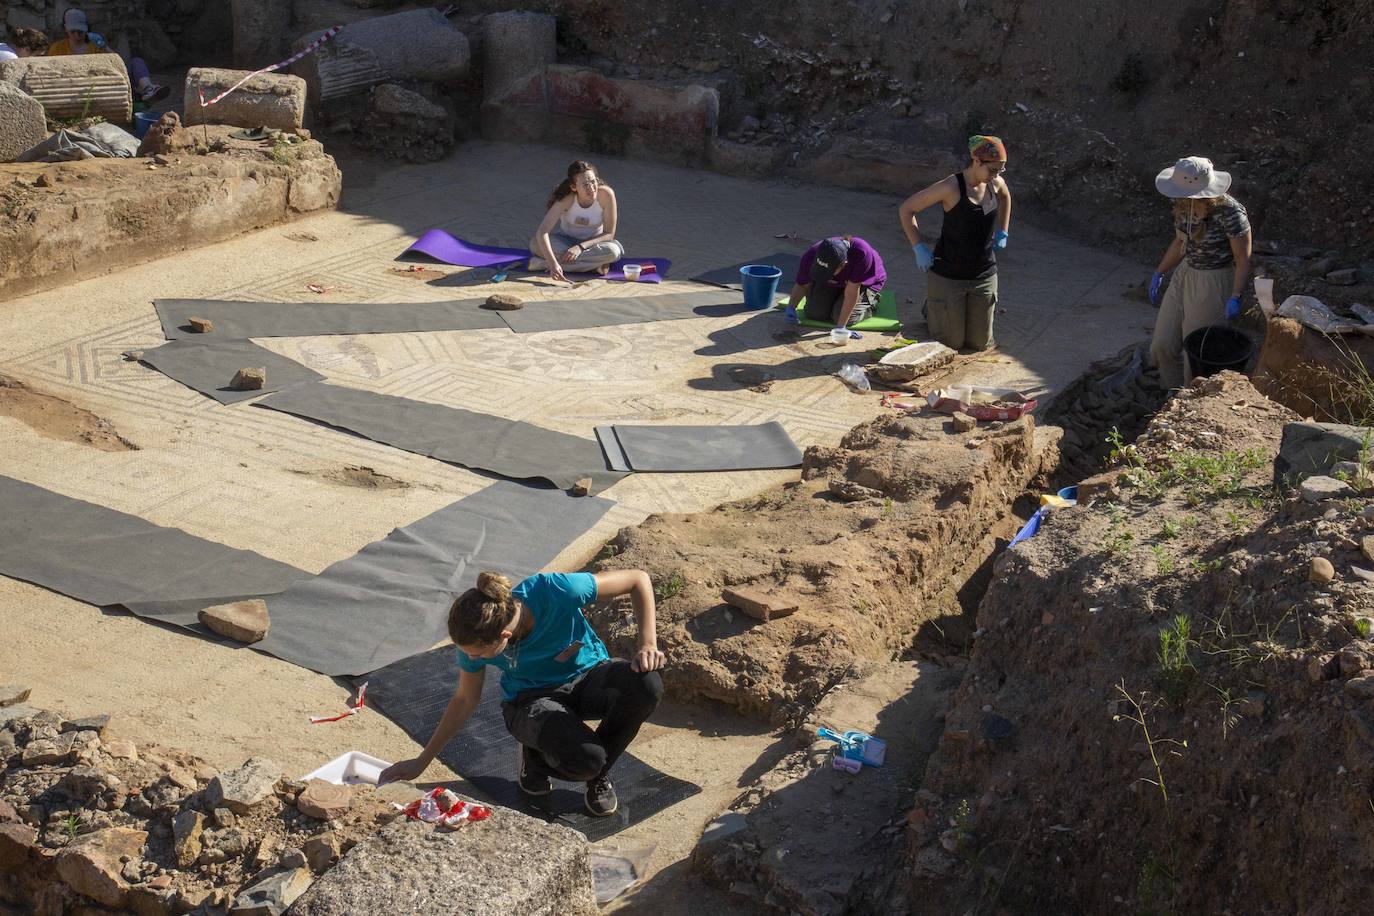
1158, 519, 1181, 540
1113, 681, 1188, 804
654, 571, 685, 602
1356, 617, 1372, 639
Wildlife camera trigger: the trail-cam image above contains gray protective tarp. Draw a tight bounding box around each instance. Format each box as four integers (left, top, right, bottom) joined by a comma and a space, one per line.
139, 339, 325, 404
257, 382, 625, 493
256, 481, 616, 675
17, 123, 140, 162
493, 290, 742, 334
154, 298, 507, 340
690, 252, 804, 290
595, 422, 803, 472
0, 475, 307, 609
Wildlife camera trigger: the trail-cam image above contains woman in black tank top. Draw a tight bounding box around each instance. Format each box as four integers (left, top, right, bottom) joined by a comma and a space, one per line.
932, 171, 998, 281
898, 135, 1012, 351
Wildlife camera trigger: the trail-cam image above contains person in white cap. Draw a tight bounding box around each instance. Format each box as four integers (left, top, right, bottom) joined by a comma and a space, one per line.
1147, 156, 1253, 388
48, 8, 169, 103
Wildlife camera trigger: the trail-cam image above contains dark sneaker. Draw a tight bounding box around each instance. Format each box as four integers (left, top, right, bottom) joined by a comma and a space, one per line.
517, 745, 552, 796
585, 775, 618, 817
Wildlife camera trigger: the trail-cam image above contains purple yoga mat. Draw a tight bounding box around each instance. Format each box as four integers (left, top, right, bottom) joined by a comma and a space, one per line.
401, 229, 669, 283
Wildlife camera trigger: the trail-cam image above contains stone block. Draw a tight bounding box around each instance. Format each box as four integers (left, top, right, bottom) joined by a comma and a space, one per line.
1275, 421, 1374, 485
173, 810, 204, 868
288, 818, 597, 916
54, 827, 148, 908
0, 54, 131, 124
229, 367, 267, 391
482, 65, 719, 167
232, 865, 312, 915
199, 599, 269, 643
482, 10, 555, 97
231, 0, 292, 69
183, 67, 306, 130
206, 757, 280, 814
358, 83, 454, 163
293, 9, 469, 103
873, 341, 957, 382
0, 82, 45, 162
287, 818, 599, 916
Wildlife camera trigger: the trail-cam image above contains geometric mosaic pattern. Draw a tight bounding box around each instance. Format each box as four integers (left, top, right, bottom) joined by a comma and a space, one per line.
0, 142, 1153, 576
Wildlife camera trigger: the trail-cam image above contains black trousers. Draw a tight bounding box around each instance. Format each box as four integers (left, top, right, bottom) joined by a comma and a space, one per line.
501, 659, 663, 782
807, 283, 878, 326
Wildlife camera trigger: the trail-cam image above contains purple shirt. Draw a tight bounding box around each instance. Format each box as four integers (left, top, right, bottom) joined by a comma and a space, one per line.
795, 237, 887, 291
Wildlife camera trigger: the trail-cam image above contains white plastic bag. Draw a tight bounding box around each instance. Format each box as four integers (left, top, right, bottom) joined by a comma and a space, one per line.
835, 363, 871, 391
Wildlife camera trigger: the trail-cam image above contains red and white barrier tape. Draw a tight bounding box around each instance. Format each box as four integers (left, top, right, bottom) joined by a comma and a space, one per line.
310, 681, 366, 724
198, 25, 343, 109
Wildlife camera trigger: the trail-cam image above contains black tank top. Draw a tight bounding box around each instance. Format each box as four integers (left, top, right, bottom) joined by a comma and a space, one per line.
932, 171, 997, 281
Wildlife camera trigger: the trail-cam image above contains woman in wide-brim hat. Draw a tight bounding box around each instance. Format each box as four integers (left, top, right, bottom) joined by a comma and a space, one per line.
1146, 156, 1253, 389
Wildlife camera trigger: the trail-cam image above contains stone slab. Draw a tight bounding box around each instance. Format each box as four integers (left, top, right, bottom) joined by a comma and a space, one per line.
183, 67, 307, 131
0, 82, 46, 163
287, 818, 596, 916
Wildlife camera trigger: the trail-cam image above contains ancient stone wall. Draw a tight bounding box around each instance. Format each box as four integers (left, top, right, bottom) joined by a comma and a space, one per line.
1, 0, 230, 69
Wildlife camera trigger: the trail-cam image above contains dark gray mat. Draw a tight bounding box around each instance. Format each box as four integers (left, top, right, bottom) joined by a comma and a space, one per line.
594, 422, 803, 472
154, 298, 507, 340
0, 475, 308, 610
690, 252, 803, 290
496, 290, 743, 334
256, 382, 625, 494
257, 481, 616, 676
139, 339, 325, 405
360, 647, 700, 840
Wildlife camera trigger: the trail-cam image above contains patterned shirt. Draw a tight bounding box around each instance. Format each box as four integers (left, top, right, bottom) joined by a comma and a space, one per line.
1175, 196, 1250, 270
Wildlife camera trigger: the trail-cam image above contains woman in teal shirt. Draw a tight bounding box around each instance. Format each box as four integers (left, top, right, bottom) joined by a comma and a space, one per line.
379, 568, 665, 817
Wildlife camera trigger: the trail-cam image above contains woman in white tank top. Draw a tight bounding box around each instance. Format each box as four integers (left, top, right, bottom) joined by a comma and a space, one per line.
529, 160, 625, 283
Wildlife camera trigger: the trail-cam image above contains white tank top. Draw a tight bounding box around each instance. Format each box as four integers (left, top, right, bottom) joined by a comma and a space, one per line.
558, 195, 604, 241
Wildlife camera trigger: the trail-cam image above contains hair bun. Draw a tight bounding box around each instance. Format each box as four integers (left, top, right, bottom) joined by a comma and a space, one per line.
476, 571, 512, 602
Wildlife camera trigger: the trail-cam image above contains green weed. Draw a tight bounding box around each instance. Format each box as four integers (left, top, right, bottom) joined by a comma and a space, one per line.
1357, 618, 1372, 639
654, 571, 685, 602
1157, 614, 1195, 704
1157, 519, 1181, 540
1150, 545, 1175, 575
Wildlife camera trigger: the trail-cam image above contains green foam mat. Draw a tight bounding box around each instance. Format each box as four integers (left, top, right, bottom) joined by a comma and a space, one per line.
774, 289, 902, 331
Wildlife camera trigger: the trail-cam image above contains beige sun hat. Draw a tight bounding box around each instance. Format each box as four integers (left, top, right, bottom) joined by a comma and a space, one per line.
1155, 156, 1231, 199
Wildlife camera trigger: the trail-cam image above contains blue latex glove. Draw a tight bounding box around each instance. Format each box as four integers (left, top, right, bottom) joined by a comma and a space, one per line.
849, 329, 863, 340
913, 243, 934, 272
88, 32, 107, 49
993, 229, 1009, 250
783, 307, 799, 325
1225, 295, 1241, 320
1148, 271, 1165, 306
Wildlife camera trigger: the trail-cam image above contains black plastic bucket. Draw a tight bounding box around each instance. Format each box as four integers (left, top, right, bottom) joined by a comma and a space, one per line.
1183, 324, 1252, 378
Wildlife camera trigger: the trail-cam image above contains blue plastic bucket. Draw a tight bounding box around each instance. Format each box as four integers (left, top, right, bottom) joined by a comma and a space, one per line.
740, 264, 783, 310
133, 111, 159, 139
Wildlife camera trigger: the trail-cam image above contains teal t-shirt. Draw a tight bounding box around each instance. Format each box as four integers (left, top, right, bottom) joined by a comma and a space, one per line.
455, 572, 610, 701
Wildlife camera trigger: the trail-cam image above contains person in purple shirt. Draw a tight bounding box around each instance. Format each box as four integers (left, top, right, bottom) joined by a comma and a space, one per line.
783, 236, 887, 336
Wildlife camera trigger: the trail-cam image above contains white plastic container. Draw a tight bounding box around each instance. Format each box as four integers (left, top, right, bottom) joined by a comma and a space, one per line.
829, 327, 850, 345
302, 751, 392, 786
623, 264, 643, 281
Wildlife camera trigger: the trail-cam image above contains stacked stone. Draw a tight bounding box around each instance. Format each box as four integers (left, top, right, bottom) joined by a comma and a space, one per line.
358, 82, 454, 162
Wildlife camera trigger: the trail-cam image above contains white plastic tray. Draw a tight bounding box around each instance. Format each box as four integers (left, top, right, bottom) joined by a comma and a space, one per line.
302, 751, 392, 786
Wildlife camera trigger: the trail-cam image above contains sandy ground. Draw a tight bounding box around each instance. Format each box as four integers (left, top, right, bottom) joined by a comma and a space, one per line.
0, 140, 1153, 910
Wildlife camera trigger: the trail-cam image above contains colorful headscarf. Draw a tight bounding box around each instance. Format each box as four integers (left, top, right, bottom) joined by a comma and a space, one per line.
969, 135, 1007, 163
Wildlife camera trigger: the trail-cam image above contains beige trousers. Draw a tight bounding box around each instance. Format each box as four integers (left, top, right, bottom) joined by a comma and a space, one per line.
1149, 261, 1232, 389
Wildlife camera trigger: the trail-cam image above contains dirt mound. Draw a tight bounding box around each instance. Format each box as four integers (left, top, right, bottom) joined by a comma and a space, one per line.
590, 411, 1059, 724
1251, 316, 1374, 424
290, 466, 412, 490
898, 372, 1374, 912
0, 374, 136, 452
